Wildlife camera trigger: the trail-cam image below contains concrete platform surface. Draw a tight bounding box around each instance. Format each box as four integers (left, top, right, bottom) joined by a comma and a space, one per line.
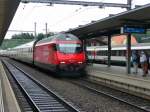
86, 64, 150, 99
0, 61, 21, 112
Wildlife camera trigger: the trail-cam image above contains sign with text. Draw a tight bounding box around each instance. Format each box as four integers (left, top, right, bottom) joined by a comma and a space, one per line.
121, 26, 146, 33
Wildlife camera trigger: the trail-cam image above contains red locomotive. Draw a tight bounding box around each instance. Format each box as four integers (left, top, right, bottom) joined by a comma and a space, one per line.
4, 33, 86, 76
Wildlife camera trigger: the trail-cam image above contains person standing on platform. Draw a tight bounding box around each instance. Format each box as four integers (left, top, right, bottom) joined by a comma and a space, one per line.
140, 51, 148, 77
132, 50, 139, 74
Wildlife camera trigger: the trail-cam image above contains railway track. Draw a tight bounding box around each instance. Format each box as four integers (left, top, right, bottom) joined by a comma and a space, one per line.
67, 78, 150, 112
2, 60, 80, 112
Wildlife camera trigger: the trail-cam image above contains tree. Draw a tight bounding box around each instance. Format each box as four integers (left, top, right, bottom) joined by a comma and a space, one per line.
36, 33, 45, 41
36, 32, 55, 41
11, 33, 35, 39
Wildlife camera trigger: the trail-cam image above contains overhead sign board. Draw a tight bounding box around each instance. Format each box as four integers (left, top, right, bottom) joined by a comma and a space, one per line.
121, 26, 146, 33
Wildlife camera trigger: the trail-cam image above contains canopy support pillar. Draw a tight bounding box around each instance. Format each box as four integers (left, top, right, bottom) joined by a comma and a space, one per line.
107, 35, 111, 67
126, 33, 131, 74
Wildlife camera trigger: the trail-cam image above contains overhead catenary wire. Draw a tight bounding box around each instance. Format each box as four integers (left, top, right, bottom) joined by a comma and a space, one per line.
49, 6, 100, 27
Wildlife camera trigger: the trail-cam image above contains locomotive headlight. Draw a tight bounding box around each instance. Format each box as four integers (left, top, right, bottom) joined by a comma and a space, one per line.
78, 62, 83, 64
60, 61, 66, 64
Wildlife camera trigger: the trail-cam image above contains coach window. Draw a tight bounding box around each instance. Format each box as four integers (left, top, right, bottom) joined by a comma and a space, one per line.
119, 51, 121, 56
103, 51, 106, 56
111, 51, 113, 56
100, 51, 102, 55
121, 50, 124, 56
111, 51, 114, 56
121, 51, 123, 56
113, 51, 116, 56
97, 51, 99, 55
116, 51, 119, 56
97, 51, 100, 55
123, 50, 126, 56
102, 51, 104, 56
101, 51, 104, 56
123, 50, 125, 56
103, 51, 105, 56
147, 50, 150, 55
90, 51, 92, 55
116, 51, 118, 56
120, 51, 122, 56
106, 51, 108, 56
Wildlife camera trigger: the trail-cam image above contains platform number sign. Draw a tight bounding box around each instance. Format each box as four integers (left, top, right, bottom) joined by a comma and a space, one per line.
121, 26, 146, 34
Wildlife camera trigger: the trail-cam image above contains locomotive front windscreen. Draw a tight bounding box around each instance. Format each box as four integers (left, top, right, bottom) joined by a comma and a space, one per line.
57, 44, 83, 53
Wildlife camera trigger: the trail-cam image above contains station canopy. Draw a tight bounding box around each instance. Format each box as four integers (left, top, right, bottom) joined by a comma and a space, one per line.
0, 0, 20, 45
67, 4, 150, 40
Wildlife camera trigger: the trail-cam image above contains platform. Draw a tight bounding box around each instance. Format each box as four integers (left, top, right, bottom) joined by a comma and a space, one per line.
86, 64, 150, 99
0, 61, 21, 112
1, 60, 150, 111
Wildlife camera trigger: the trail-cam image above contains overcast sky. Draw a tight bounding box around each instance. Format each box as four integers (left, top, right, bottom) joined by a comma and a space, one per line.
5, 0, 150, 39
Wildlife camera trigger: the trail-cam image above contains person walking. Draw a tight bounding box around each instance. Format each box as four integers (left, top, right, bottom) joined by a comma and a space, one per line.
140, 51, 148, 77
132, 50, 139, 74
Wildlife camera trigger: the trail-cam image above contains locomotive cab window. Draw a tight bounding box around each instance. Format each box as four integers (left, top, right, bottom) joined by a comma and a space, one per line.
52, 44, 57, 51
57, 43, 83, 54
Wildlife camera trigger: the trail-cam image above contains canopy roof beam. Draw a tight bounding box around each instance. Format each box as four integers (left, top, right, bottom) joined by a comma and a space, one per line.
21, 0, 130, 9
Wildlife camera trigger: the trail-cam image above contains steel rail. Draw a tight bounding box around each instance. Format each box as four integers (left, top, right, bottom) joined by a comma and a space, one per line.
68, 79, 150, 112
3, 60, 80, 112
3, 61, 40, 112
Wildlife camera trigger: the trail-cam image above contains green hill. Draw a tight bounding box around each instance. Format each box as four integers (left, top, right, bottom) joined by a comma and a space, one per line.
0, 39, 33, 50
